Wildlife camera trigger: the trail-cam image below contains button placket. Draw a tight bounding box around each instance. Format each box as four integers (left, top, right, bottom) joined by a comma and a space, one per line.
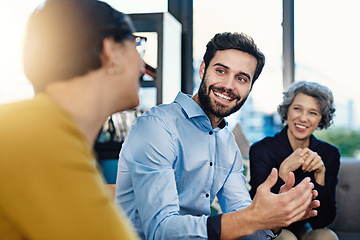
206, 129, 215, 201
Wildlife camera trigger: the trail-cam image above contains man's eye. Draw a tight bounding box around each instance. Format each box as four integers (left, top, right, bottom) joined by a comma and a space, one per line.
237, 76, 246, 82
216, 69, 225, 74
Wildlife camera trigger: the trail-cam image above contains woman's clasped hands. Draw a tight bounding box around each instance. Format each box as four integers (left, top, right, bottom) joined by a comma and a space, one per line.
279, 148, 325, 185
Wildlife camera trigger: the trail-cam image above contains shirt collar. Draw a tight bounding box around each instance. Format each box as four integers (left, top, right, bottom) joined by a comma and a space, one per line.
174, 92, 228, 129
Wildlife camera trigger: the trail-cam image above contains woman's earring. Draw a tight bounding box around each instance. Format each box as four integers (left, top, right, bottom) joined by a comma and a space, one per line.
107, 60, 120, 75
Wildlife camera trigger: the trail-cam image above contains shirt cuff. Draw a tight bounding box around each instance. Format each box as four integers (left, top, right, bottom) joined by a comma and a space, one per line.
268, 228, 282, 239
207, 214, 222, 240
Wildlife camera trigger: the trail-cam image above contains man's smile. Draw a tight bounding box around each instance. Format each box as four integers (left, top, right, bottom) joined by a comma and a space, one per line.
213, 89, 234, 102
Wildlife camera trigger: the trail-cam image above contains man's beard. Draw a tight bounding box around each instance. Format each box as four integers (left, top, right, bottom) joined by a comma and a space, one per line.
198, 75, 248, 118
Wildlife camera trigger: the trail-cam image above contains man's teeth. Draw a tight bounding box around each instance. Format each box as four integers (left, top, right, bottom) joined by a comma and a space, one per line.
214, 91, 232, 101
296, 124, 306, 129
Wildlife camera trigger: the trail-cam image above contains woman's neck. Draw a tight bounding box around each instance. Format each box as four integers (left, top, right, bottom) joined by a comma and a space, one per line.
287, 128, 310, 150
44, 75, 111, 145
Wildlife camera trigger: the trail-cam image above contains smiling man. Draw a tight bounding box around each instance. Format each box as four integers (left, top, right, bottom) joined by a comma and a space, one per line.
115, 32, 318, 240
194, 49, 255, 127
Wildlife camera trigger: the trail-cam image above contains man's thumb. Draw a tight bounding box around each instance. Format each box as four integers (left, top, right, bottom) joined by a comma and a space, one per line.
261, 168, 278, 189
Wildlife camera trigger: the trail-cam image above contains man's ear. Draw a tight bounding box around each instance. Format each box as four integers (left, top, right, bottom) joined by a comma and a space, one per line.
199, 61, 206, 79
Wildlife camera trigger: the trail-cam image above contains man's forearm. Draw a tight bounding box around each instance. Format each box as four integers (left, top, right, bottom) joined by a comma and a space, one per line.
221, 207, 261, 239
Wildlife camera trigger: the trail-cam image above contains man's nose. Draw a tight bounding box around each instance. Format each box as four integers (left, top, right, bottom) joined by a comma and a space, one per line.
222, 76, 235, 89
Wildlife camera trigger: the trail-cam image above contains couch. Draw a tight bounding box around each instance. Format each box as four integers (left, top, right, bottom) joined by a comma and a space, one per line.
328, 158, 360, 240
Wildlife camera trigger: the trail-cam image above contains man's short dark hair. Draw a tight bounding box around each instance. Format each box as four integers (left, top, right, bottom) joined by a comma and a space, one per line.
203, 32, 265, 86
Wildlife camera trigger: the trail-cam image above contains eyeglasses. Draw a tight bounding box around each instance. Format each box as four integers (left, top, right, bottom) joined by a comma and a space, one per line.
134, 35, 147, 58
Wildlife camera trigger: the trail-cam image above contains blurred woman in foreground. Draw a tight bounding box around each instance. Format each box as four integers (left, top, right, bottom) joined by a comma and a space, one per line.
0, 0, 145, 239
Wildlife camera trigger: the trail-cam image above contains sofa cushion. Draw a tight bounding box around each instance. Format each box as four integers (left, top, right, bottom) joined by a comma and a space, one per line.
328, 158, 360, 233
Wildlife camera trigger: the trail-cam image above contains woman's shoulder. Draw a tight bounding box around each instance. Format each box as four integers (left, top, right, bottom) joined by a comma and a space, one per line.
313, 136, 339, 152
312, 136, 341, 162
251, 136, 275, 148
250, 137, 282, 160
251, 129, 284, 149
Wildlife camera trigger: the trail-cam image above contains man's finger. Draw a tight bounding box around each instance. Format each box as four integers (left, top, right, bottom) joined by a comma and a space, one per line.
312, 190, 318, 199
284, 177, 313, 202
260, 168, 278, 191
280, 172, 295, 193
287, 187, 313, 221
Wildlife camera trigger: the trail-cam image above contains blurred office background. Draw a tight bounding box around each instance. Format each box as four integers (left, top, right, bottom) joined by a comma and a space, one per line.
1, 0, 359, 158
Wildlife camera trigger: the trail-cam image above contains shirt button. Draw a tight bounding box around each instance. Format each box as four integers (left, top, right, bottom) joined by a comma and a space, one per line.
209, 131, 213, 135
210, 162, 213, 166
205, 194, 209, 198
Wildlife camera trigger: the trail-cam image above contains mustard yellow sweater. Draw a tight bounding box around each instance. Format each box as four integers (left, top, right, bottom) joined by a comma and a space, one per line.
0, 94, 138, 240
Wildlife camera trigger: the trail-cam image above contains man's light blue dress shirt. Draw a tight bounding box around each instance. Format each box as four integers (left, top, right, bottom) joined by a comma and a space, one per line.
115, 92, 275, 240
